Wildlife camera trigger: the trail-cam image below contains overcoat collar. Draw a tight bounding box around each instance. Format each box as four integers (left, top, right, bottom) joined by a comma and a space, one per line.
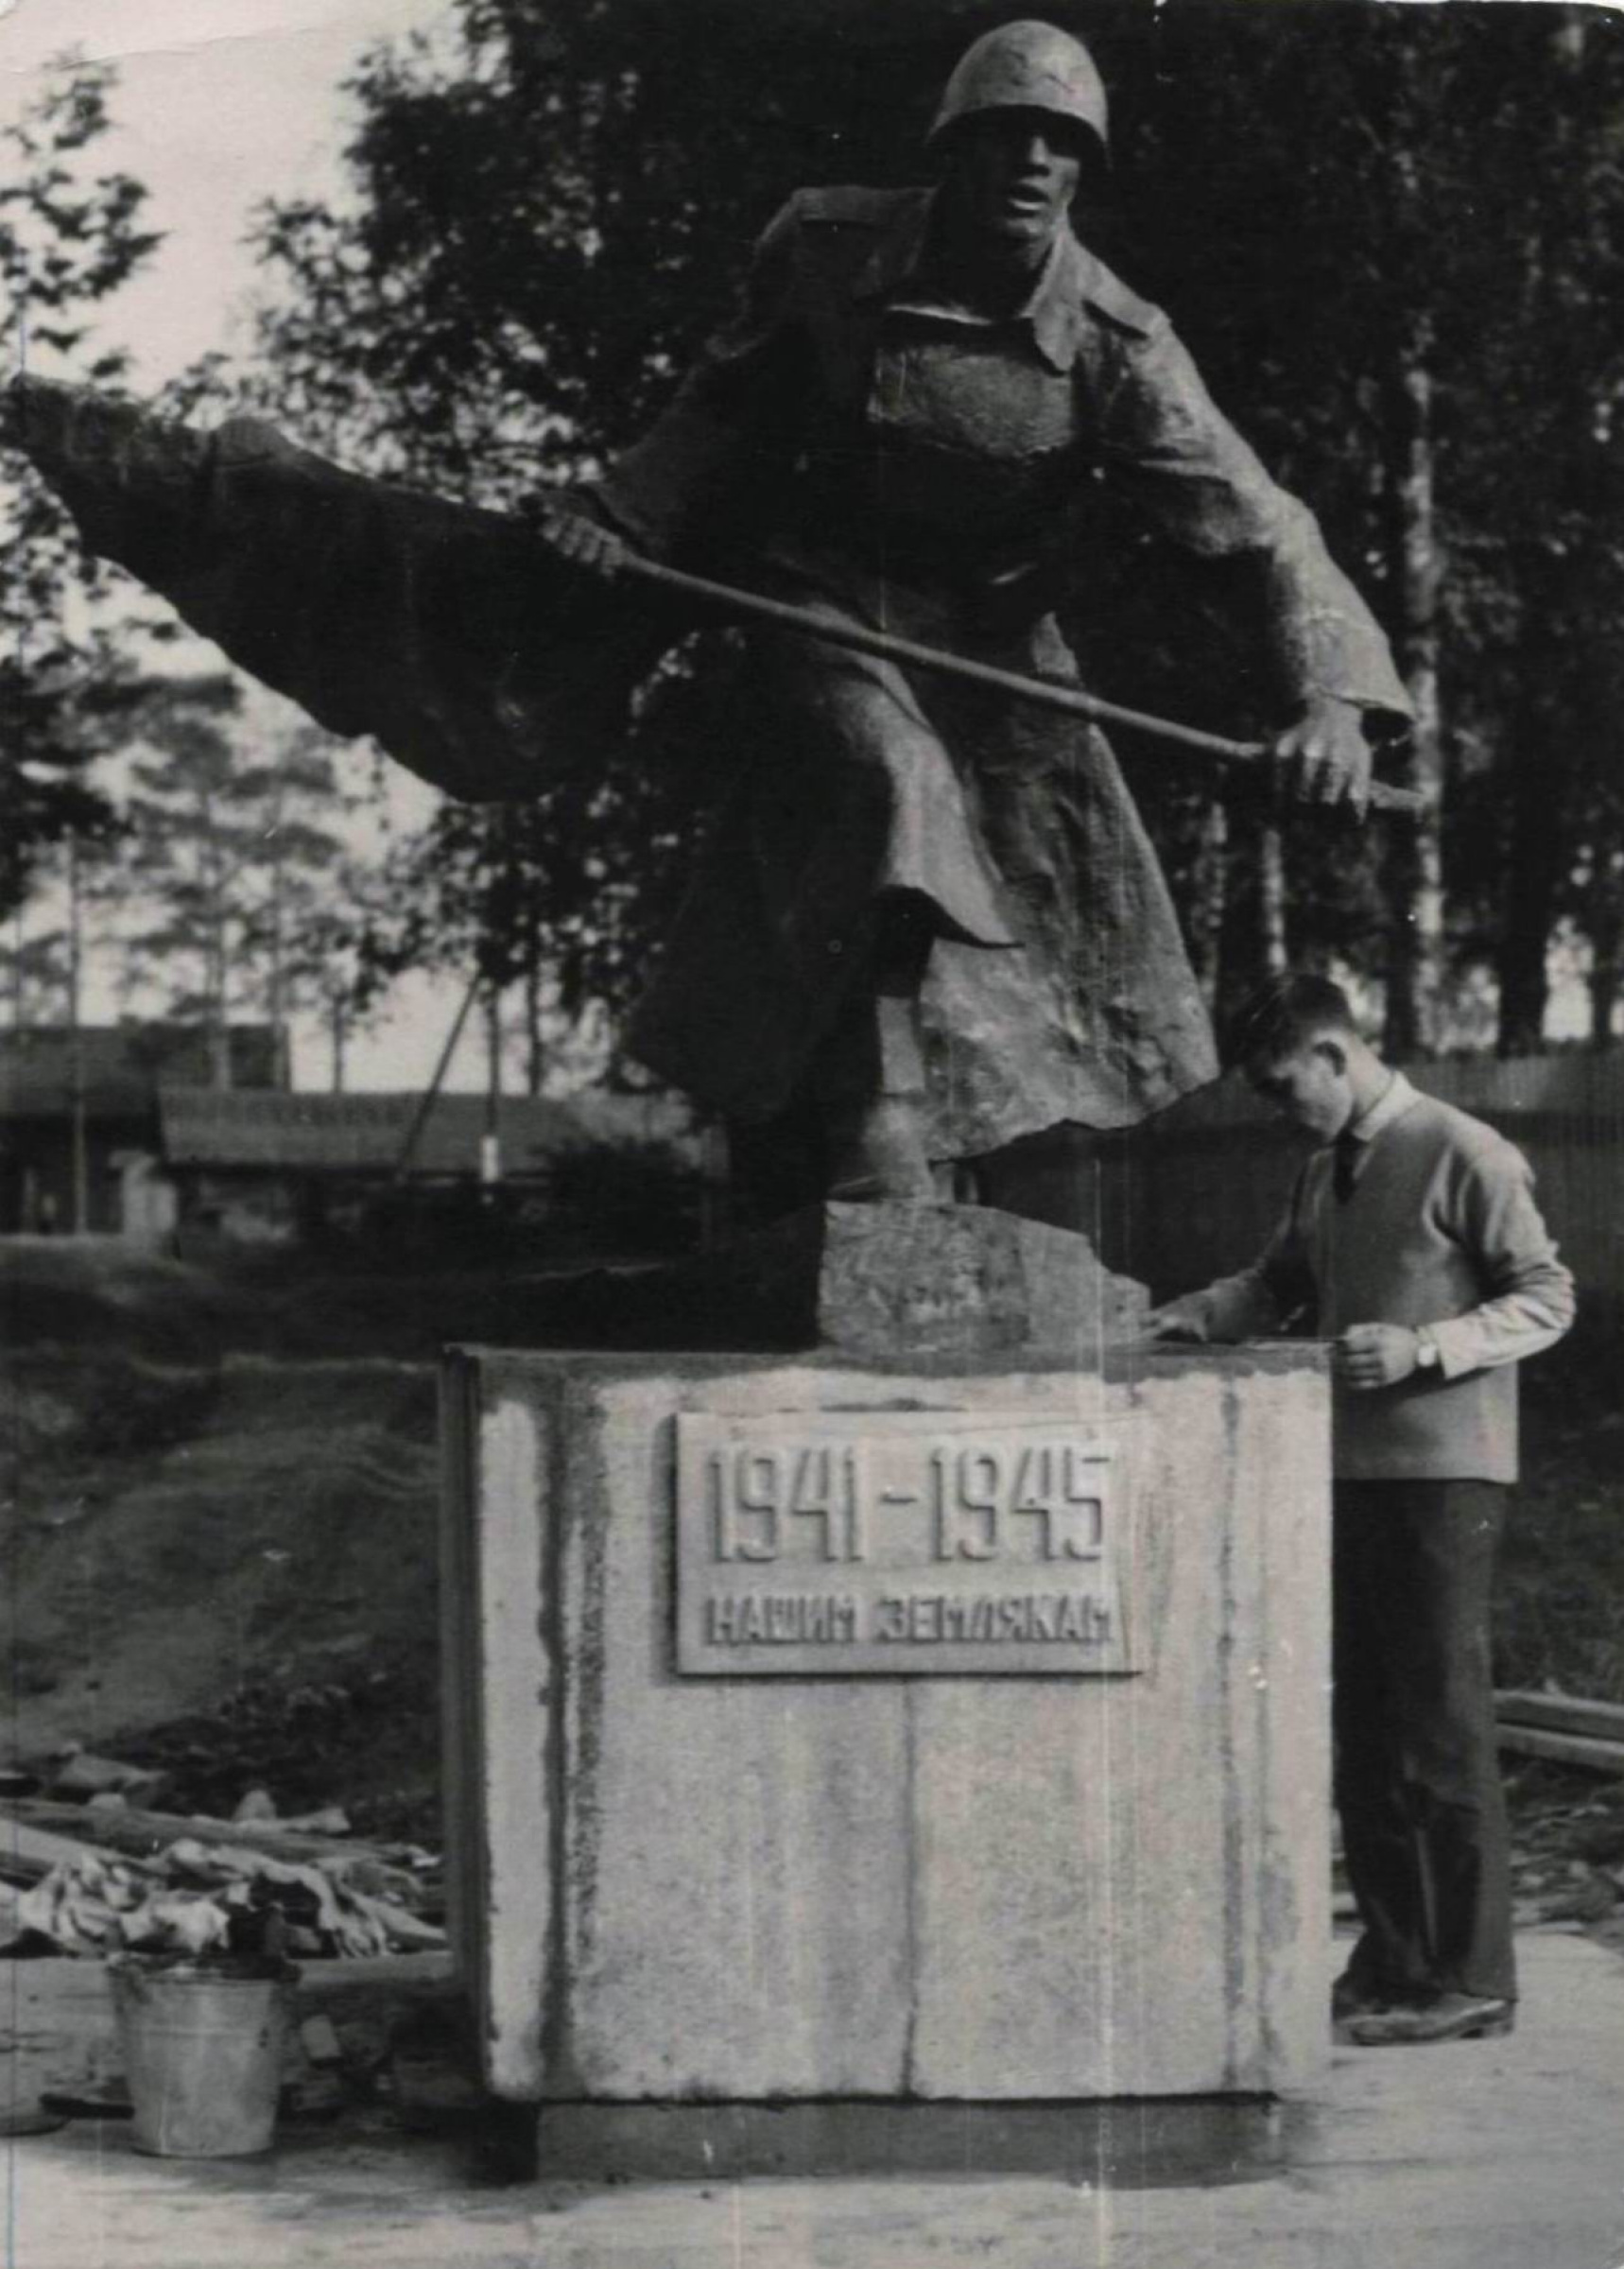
849, 188, 1097, 372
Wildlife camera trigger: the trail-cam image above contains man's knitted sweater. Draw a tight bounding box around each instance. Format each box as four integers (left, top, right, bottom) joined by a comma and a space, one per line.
1192, 1075, 1575, 1481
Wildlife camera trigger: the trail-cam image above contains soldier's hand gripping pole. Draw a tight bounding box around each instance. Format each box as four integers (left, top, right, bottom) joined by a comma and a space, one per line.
613, 553, 1425, 815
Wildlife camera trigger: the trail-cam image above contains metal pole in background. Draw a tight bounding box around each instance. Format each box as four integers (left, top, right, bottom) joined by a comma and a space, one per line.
481, 981, 503, 1198
391, 965, 484, 1185
67, 831, 88, 1235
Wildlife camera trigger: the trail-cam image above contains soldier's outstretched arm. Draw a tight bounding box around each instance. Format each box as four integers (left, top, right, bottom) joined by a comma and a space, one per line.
1097, 319, 1412, 817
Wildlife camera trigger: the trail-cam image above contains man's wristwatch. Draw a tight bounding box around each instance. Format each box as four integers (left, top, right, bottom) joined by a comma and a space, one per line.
1414, 1328, 1442, 1374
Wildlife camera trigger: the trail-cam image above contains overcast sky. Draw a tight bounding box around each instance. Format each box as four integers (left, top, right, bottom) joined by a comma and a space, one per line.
0, 0, 452, 389
0, 0, 491, 1092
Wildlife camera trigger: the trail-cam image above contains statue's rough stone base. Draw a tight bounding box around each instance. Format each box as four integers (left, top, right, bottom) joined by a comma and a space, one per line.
511, 1200, 1148, 1359
811, 1200, 1148, 1359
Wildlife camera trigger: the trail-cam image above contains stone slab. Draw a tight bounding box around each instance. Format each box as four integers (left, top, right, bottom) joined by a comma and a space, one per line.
441, 1346, 1332, 2107
529, 2094, 1293, 2185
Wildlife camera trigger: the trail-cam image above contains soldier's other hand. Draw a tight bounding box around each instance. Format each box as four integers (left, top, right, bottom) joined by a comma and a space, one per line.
538, 503, 627, 581
1336, 1323, 1420, 1390
1271, 698, 1373, 816
1143, 1301, 1210, 1344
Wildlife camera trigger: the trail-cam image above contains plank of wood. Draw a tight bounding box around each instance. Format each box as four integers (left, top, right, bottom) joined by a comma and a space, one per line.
0, 1816, 132, 1887
296, 1950, 456, 1993
1495, 1723, 1624, 1775
3, 1798, 401, 1871
1496, 1689, 1624, 1743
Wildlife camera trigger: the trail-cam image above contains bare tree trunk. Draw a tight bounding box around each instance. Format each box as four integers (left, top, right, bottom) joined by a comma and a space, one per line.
1496, 821, 1561, 1056
1494, 16, 1589, 1059
1586, 845, 1622, 1050
1383, 328, 1445, 1061
208, 919, 233, 1091
1213, 824, 1282, 1036
1191, 797, 1229, 1013
524, 961, 544, 1098
1589, 949, 1619, 1049
66, 834, 89, 1234
267, 844, 289, 1095
199, 802, 233, 1093
1258, 823, 1288, 979
483, 983, 503, 1193
330, 998, 347, 1092
1495, 613, 1572, 1059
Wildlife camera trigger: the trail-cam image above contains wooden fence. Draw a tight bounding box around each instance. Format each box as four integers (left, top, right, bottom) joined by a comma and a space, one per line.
983, 1052, 1624, 1318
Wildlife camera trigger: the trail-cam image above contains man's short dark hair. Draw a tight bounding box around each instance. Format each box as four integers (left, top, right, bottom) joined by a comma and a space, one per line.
1223, 975, 1359, 1069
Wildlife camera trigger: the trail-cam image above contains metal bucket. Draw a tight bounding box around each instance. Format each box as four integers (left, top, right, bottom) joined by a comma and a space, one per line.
109, 1962, 296, 2157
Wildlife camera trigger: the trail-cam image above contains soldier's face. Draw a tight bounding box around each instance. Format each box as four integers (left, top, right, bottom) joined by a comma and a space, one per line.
947, 110, 1084, 255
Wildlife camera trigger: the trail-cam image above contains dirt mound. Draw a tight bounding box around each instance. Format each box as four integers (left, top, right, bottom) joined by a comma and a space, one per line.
3, 1244, 458, 1835
0, 1239, 552, 1367
1, 1244, 258, 1366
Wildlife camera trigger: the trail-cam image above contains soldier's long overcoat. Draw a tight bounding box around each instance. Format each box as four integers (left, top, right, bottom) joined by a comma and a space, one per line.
597, 185, 1411, 1157
8, 187, 1411, 1161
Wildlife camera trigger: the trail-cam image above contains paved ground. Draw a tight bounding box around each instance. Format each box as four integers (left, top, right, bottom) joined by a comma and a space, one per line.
6, 1932, 1624, 2269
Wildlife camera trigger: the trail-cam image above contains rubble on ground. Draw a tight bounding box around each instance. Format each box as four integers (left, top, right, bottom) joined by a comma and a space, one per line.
1508, 1764, 1624, 1948
45, 1748, 171, 1810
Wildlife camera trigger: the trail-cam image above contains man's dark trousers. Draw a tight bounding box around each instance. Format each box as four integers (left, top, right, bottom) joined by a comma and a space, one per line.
1333, 1479, 1515, 2004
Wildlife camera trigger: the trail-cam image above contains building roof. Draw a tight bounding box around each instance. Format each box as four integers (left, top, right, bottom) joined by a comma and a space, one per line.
156, 1086, 700, 1175
0, 1025, 284, 1120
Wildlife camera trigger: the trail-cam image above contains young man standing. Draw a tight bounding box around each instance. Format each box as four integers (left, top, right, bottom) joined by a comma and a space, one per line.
1149, 976, 1575, 2045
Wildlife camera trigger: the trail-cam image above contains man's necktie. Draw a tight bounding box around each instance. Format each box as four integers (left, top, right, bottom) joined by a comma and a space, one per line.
1334, 1130, 1362, 1204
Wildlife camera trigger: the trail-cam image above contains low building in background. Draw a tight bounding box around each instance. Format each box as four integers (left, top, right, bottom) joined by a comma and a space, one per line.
0, 1026, 717, 1254
156, 1085, 717, 1253
0, 1025, 285, 1237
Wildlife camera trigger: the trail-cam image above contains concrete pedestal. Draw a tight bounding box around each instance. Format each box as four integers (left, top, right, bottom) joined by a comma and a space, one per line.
441, 1344, 1331, 2172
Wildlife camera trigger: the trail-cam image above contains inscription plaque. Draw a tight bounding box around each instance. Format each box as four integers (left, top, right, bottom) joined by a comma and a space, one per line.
675, 1411, 1137, 1676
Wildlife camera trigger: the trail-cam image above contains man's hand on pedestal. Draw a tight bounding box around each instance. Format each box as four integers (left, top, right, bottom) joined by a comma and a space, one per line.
1336, 1322, 1421, 1390
1143, 1301, 1211, 1343
1271, 698, 1373, 816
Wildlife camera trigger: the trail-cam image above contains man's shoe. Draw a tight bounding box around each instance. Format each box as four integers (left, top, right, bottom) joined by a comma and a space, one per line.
1331, 1974, 1426, 2041
1331, 1969, 1407, 2021
1345, 1992, 1514, 2047
1332, 1987, 1403, 2033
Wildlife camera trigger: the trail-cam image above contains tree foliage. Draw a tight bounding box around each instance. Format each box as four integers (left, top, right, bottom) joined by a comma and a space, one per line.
117, 683, 356, 1087
219, 3, 1624, 1053
1, 58, 163, 914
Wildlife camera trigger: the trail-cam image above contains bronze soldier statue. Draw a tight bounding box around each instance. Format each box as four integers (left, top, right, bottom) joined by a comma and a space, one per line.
7, 22, 1411, 1208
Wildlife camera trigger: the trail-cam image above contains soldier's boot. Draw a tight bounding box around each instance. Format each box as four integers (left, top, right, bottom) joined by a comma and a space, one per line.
818, 902, 937, 1203
826, 1111, 933, 1212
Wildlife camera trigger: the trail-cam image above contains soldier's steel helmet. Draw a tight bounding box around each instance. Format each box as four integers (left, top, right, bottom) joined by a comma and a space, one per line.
928, 21, 1109, 162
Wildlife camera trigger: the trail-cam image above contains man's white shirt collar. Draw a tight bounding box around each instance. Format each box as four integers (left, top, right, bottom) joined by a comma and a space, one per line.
1343, 1067, 1419, 1149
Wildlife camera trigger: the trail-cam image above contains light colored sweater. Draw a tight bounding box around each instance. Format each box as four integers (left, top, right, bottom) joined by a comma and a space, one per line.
1191, 1074, 1575, 1482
